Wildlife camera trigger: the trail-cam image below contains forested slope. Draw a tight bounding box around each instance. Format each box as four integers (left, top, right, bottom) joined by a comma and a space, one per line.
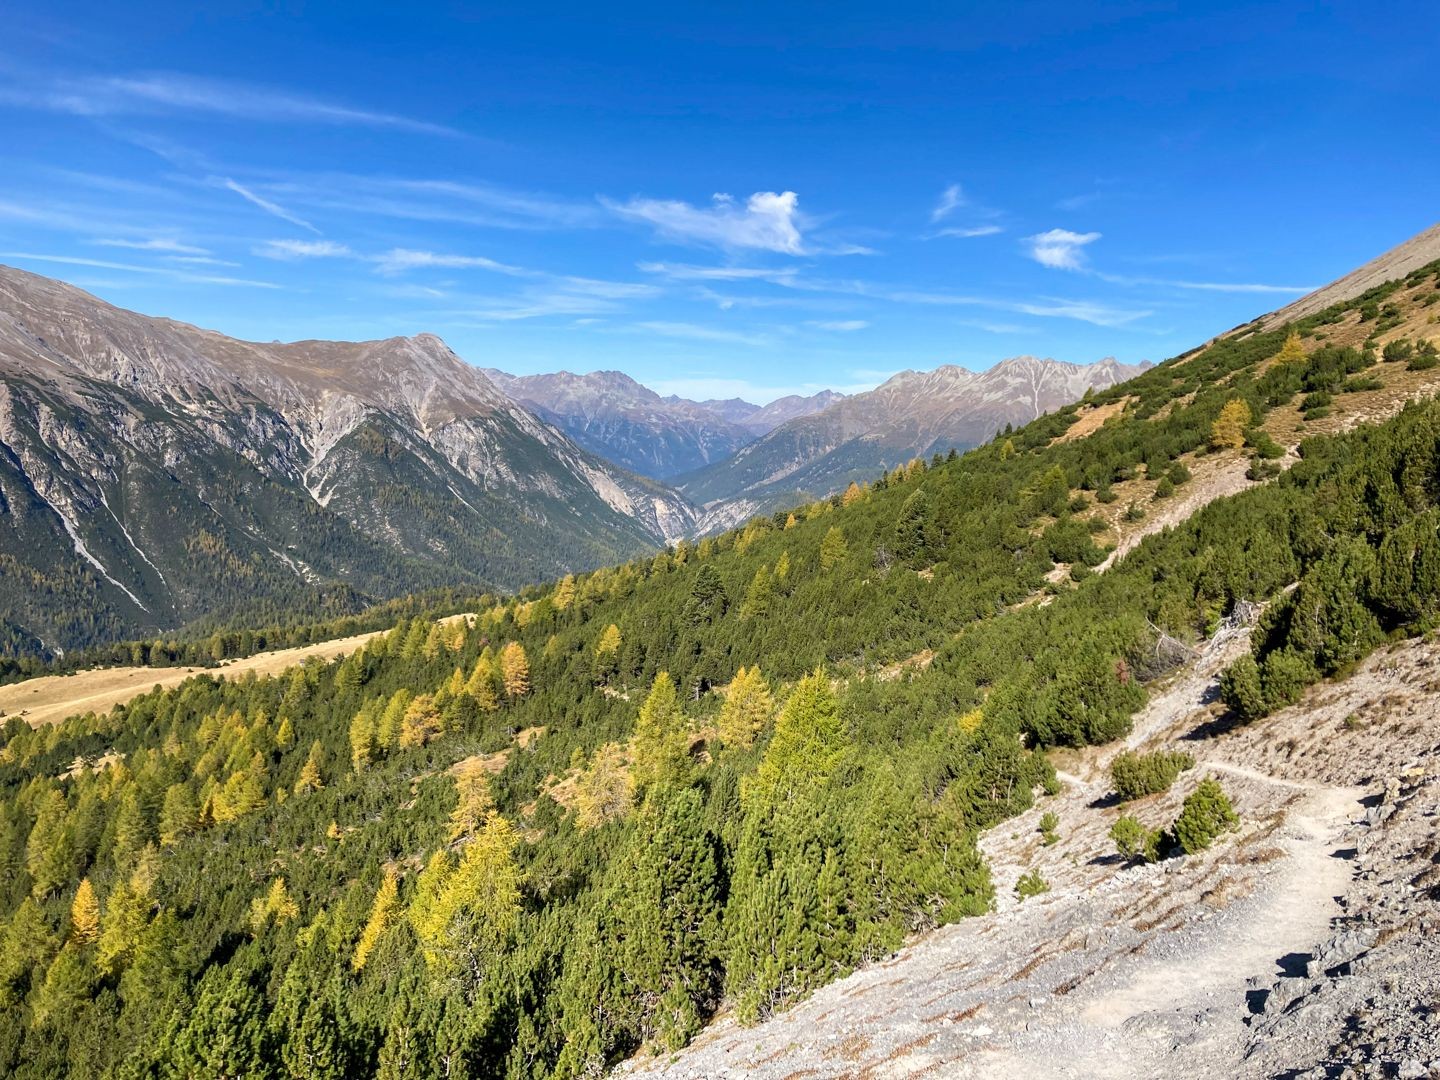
1, 257, 1439, 1078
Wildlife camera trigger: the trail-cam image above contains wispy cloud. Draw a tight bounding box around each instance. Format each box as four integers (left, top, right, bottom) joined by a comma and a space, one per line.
637, 261, 799, 284
1098, 273, 1314, 295
220, 178, 320, 233
1012, 298, 1149, 327
808, 319, 869, 332
1, 72, 455, 135
94, 236, 209, 255
0, 251, 279, 288
370, 248, 531, 276
933, 224, 1004, 239
253, 239, 353, 260
931, 183, 965, 222
606, 191, 808, 255
634, 321, 772, 347
1025, 228, 1102, 270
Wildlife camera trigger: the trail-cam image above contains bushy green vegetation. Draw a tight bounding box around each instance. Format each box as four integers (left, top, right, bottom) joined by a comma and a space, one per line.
1173, 778, 1239, 854
1110, 749, 1196, 801
1109, 776, 1238, 862
0, 265, 1437, 1077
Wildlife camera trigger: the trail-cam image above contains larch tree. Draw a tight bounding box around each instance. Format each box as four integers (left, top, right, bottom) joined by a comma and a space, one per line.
572, 743, 634, 828
500, 642, 531, 700
447, 763, 495, 841
159, 783, 200, 846
1276, 328, 1306, 364
467, 653, 501, 712
399, 694, 444, 748
412, 812, 521, 991
739, 566, 773, 620
820, 526, 848, 571
631, 673, 690, 792
1210, 398, 1252, 450
745, 669, 848, 809
293, 740, 325, 793
69, 878, 101, 946
593, 623, 623, 685
717, 666, 774, 750
352, 868, 401, 973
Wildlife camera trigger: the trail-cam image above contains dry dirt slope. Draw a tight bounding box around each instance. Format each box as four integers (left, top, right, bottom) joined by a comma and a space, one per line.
0, 614, 476, 728
626, 631, 1440, 1079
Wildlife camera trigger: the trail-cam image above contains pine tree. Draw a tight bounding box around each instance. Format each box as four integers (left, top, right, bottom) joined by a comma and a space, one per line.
1210, 398, 1252, 449
717, 666, 774, 750
26, 788, 73, 899
500, 642, 531, 699
69, 878, 101, 946
820, 526, 848, 571
894, 487, 934, 566
631, 673, 690, 791
294, 740, 326, 793
607, 785, 722, 1051
682, 565, 729, 626
353, 868, 400, 973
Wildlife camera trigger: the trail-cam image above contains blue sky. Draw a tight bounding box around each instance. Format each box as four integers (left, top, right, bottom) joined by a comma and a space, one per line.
1, 2, 1436, 404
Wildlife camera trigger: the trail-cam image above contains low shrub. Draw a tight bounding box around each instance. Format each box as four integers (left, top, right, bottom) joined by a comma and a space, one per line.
1173, 778, 1239, 854
1110, 749, 1196, 801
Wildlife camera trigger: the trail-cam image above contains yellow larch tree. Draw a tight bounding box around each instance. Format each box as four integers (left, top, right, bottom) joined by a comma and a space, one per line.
500, 642, 531, 700
69, 878, 101, 946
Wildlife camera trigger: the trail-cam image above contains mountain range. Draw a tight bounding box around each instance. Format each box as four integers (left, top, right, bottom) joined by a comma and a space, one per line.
0, 265, 698, 654
676, 355, 1150, 527
0, 264, 1155, 655
479, 368, 840, 480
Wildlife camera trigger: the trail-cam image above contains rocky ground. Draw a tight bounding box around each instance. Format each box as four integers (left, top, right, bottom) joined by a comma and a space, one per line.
625, 632, 1440, 1079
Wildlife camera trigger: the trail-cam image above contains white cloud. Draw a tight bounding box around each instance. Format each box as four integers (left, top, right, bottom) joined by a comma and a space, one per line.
220, 178, 320, 233
1, 72, 454, 135
1012, 298, 1149, 327
808, 319, 869, 332
95, 237, 209, 255
371, 248, 529, 276
254, 239, 352, 260
931, 183, 965, 222
637, 261, 799, 284
1025, 228, 1102, 270
0, 251, 278, 288
933, 224, 1004, 239
634, 321, 773, 347
605, 191, 807, 254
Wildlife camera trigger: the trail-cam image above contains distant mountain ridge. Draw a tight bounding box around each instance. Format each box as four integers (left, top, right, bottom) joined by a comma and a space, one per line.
679, 355, 1151, 529
481, 368, 758, 479
0, 265, 695, 654
484, 368, 844, 479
